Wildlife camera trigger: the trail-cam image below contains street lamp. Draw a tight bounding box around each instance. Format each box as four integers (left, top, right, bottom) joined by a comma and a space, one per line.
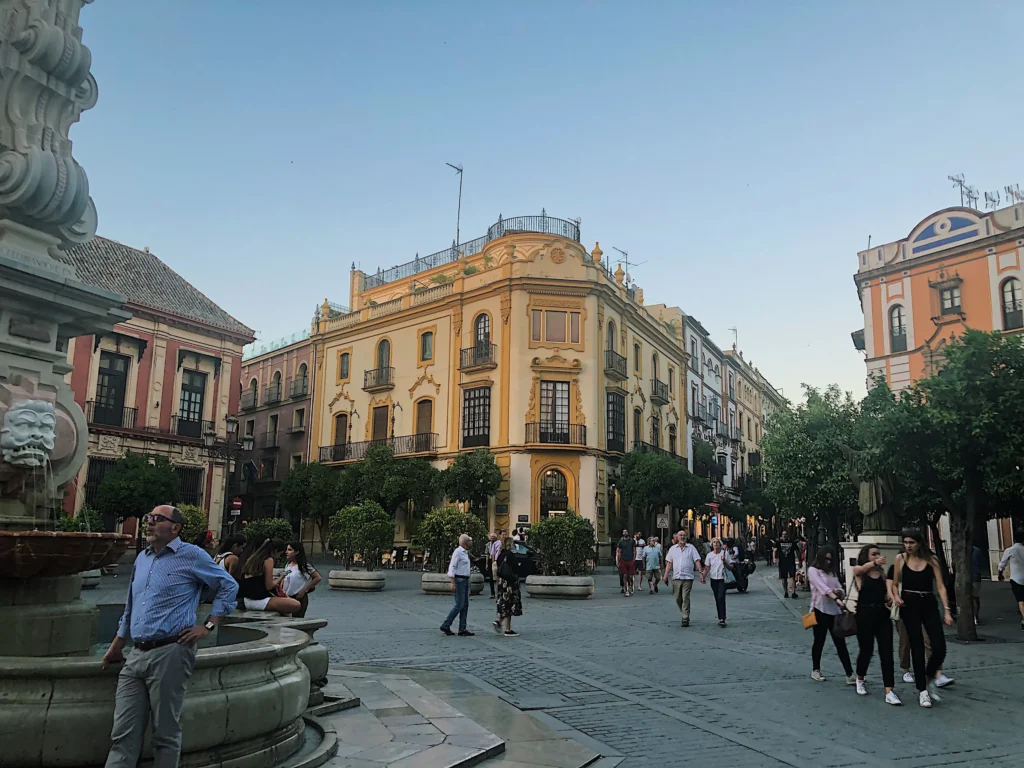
204, 415, 254, 538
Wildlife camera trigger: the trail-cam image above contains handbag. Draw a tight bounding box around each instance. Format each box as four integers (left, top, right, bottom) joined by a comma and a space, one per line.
890, 582, 902, 623
802, 611, 817, 630
497, 553, 516, 582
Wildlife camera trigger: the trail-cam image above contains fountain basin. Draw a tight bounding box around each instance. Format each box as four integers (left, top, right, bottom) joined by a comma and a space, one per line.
0, 622, 311, 767
0, 531, 131, 578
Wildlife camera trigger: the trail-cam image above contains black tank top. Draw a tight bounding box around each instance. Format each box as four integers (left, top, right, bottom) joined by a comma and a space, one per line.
857, 571, 887, 607
902, 560, 935, 592
238, 573, 271, 601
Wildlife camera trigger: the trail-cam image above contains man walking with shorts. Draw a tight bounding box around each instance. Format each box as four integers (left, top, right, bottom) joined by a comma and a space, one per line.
663, 530, 703, 626
775, 531, 799, 598
616, 529, 636, 596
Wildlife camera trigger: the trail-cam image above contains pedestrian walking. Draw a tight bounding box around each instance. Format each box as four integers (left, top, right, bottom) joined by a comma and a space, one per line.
807, 549, 855, 685
663, 530, 703, 627
702, 538, 731, 627
485, 532, 500, 599
851, 545, 900, 705
642, 537, 662, 594
492, 537, 522, 637
616, 529, 636, 596
440, 534, 475, 636
633, 531, 646, 592
997, 528, 1024, 631
892, 529, 952, 708
776, 531, 800, 598
101, 506, 239, 768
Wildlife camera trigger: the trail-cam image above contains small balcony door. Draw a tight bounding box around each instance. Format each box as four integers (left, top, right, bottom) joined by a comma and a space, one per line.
540, 380, 569, 442
371, 405, 389, 442
178, 370, 207, 438
95, 352, 130, 426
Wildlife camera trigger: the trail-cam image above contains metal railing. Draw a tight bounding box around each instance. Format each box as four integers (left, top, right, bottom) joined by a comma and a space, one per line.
694, 404, 708, 423
172, 415, 215, 439
604, 349, 627, 378
607, 435, 626, 453
363, 366, 395, 390
85, 401, 138, 430
363, 212, 581, 290
260, 432, 279, 450
730, 426, 742, 442
717, 422, 728, 439
525, 422, 587, 446
286, 424, 306, 434
631, 440, 684, 463
651, 378, 669, 402
288, 377, 308, 398
460, 343, 497, 369
264, 384, 282, 404
241, 390, 258, 410
318, 432, 438, 462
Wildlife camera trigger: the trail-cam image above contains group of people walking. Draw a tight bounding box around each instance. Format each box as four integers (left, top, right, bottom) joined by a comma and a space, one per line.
440, 530, 524, 638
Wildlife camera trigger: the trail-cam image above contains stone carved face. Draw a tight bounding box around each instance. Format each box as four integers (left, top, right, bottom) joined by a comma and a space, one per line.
0, 399, 57, 467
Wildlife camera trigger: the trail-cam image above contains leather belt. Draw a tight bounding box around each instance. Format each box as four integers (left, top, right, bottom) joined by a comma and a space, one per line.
453, 575, 470, 580
134, 635, 179, 652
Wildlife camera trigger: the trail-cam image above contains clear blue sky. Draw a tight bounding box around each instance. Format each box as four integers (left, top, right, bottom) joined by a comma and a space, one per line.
75, 1, 1024, 401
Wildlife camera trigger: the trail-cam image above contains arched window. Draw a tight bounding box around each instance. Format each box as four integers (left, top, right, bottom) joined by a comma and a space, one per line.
651, 412, 660, 447
668, 425, 677, 456
633, 408, 643, 445
1002, 278, 1023, 330
475, 313, 490, 346
376, 339, 391, 369
668, 367, 674, 392
334, 413, 348, 446
607, 320, 616, 350
339, 352, 350, 380
634, 343, 641, 372
889, 305, 907, 352
297, 363, 308, 393
539, 469, 568, 519
248, 377, 258, 406
652, 353, 659, 380
691, 384, 698, 416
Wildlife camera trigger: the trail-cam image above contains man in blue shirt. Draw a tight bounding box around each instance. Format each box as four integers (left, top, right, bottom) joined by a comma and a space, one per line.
101, 505, 239, 768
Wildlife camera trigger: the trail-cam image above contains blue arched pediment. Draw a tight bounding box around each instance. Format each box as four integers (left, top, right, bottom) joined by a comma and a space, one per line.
909, 211, 981, 255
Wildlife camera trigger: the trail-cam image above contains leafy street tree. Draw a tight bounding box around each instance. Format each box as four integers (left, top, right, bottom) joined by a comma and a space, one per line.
691, 438, 725, 484
530, 512, 596, 575
620, 450, 711, 533
94, 452, 180, 550
864, 331, 1024, 641
762, 385, 860, 563
418, 506, 488, 572
328, 501, 394, 570
441, 449, 502, 514
348, 445, 441, 518
280, 461, 344, 554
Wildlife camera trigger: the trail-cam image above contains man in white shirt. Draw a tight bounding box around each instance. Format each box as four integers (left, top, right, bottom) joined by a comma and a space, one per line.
441, 534, 475, 636
663, 530, 704, 627
997, 528, 1024, 630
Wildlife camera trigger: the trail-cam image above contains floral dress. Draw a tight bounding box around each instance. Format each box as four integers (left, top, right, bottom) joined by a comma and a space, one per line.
495, 551, 523, 619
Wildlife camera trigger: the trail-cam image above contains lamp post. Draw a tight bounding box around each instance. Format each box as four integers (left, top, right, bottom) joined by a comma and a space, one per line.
204, 415, 254, 540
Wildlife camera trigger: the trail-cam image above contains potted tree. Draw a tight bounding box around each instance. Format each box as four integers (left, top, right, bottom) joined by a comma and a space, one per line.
525, 512, 597, 599
327, 502, 393, 591
417, 506, 488, 595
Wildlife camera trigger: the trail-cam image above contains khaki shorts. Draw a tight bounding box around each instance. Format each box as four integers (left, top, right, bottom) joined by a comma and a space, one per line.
645, 568, 661, 580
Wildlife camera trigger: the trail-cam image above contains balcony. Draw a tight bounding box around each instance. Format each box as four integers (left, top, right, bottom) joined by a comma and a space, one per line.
651, 378, 669, 405
260, 432, 280, 450
717, 422, 728, 440
604, 349, 627, 380
729, 426, 742, 443
606, 435, 626, 454
172, 415, 215, 440
890, 329, 907, 353
264, 384, 282, 404
241, 390, 257, 410
286, 424, 306, 435
693, 404, 708, 424
460, 343, 497, 371
85, 401, 138, 430
363, 366, 395, 392
631, 440, 684, 464
318, 432, 438, 463
525, 422, 587, 447
288, 377, 309, 398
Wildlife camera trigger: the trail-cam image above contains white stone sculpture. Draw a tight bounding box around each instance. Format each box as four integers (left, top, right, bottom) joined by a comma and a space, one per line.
0, 399, 57, 467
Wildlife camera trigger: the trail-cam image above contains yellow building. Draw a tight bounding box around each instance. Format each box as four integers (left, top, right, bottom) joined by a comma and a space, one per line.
308, 215, 687, 539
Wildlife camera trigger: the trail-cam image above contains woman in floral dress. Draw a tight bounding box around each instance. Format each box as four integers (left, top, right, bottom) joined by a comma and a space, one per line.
493, 537, 523, 637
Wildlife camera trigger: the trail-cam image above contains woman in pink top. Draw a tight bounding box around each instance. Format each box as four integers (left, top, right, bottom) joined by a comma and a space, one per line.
807, 549, 855, 684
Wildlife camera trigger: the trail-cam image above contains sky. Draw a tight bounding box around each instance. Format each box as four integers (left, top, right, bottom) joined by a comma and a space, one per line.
74, 1, 1024, 402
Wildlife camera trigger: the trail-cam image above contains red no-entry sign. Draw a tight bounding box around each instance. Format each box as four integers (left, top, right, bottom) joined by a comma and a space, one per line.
231, 497, 243, 510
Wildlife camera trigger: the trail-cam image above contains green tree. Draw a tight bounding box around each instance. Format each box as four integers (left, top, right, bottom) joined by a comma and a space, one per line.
280, 461, 345, 554
692, 438, 725, 483
418, 506, 488, 573
328, 501, 394, 571
441, 449, 502, 514
242, 517, 294, 545
530, 512, 596, 575
866, 331, 1024, 640
55, 506, 105, 532
94, 452, 180, 550
620, 451, 708, 532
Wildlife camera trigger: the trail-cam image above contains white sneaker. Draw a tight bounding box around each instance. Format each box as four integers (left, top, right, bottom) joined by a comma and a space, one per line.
919, 690, 932, 708
811, 670, 826, 682
927, 682, 942, 702
845, 674, 857, 686
885, 691, 902, 706
935, 673, 954, 688
856, 680, 868, 696
902, 672, 915, 684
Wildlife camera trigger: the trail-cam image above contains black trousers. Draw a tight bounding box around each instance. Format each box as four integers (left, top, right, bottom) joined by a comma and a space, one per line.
855, 605, 894, 688
811, 609, 853, 676
902, 592, 946, 691
710, 578, 727, 621
484, 558, 495, 596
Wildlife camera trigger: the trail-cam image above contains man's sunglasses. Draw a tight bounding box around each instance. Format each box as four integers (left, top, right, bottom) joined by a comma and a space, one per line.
146, 513, 176, 524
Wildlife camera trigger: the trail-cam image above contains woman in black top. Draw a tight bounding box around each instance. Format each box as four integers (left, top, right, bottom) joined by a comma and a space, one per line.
492, 537, 522, 637
892, 528, 952, 708
238, 538, 301, 615
851, 545, 900, 705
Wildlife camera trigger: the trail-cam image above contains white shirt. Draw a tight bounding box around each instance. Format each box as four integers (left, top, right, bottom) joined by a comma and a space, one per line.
447, 545, 471, 577
635, 539, 645, 559
705, 551, 728, 580
999, 543, 1024, 584
666, 543, 702, 581
282, 562, 313, 597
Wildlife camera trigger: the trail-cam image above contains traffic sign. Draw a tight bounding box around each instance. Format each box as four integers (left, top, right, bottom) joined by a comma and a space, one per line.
656, 513, 669, 529
230, 509, 241, 516
231, 497, 243, 510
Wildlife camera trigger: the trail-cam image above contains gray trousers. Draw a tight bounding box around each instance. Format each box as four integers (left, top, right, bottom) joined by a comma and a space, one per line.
672, 578, 694, 621
105, 642, 197, 768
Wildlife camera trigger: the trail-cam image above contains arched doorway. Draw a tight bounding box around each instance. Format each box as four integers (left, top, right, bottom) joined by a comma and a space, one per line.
539, 469, 568, 519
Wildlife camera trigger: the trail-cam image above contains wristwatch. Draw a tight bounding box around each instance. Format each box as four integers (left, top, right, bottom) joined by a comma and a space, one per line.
204, 620, 216, 631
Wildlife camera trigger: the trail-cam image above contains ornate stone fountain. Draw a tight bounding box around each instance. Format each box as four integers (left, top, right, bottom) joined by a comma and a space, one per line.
0, 4, 326, 766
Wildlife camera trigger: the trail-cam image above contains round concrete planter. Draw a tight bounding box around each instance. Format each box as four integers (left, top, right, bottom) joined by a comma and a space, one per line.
80, 569, 101, 589
420, 571, 485, 595
525, 575, 595, 600
328, 569, 385, 591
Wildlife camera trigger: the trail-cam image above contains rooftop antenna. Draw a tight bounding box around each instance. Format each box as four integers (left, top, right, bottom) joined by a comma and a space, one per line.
984, 190, 1001, 210
1006, 184, 1024, 204
964, 185, 980, 210
728, 326, 738, 348
611, 246, 646, 285
445, 162, 463, 248
948, 173, 967, 206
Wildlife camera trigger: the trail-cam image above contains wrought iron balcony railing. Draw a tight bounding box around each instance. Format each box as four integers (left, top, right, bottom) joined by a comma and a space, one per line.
240, 390, 258, 410
172, 415, 215, 439
288, 377, 309, 398
460, 343, 497, 370
318, 432, 438, 463
85, 401, 138, 430
525, 422, 586, 446
631, 440, 684, 464
651, 378, 669, 404
604, 349, 627, 379
264, 384, 282, 404
363, 367, 395, 391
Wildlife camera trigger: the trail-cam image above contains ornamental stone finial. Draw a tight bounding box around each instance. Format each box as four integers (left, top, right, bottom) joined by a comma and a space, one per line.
592, 241, 602, 264
614, 263, 625, 285
0, 0, 100, 248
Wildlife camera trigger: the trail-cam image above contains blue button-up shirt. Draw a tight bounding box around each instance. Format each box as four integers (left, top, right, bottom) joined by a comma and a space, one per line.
116, 537, 239, 642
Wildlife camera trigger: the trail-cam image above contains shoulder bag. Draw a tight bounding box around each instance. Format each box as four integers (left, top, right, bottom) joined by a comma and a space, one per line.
834, 578, 858, 637
497, 552, 517, 582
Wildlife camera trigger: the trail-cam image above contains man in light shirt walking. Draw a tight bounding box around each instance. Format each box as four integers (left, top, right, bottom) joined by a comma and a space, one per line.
663, 530, 704, 627
440, 533, 475, 636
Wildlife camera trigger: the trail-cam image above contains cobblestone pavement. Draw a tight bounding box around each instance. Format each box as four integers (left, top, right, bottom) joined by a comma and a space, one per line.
89, 567, 1024, 767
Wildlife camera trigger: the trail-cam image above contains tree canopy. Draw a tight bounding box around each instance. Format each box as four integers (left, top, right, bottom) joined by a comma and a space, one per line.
620, 450, 712, 532
94, 452, 179, 547
441, 449, 502, 512
280, 461, 346, 554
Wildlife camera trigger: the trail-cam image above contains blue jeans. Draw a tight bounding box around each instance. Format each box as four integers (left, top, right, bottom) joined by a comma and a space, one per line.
442, 577, 470, 631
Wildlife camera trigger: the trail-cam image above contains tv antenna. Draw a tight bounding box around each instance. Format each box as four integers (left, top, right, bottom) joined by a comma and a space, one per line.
445, 162, 463, 248
1005, 184, 1024, 204
964, 185, 980, 210
948, 174, 967, 206
984, 190, 1001, 210
728, 326, 738, 348
611, 246, 646, 285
